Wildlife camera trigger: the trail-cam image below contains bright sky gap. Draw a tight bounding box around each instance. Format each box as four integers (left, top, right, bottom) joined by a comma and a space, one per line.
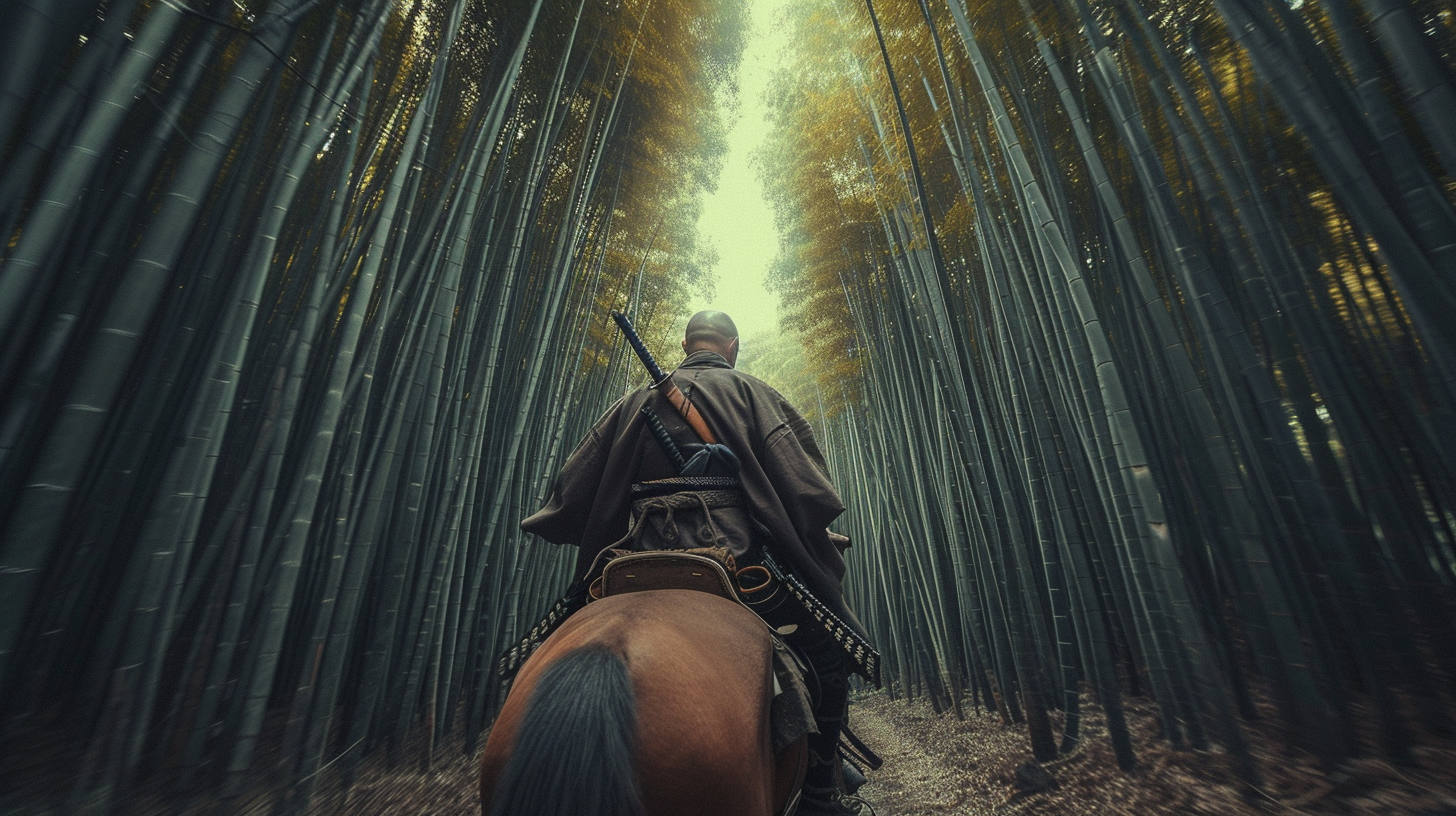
688, 0, 794, 342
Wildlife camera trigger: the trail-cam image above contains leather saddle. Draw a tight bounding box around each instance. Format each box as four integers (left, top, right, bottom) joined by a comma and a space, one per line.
595, 548, 809, 816
598, 549, 738, 601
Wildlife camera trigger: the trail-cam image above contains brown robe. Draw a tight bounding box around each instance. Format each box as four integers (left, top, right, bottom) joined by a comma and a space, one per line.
522, 350, 863, 636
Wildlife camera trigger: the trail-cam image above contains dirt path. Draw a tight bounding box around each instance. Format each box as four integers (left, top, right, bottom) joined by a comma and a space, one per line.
129, 689, 1456, 815
847, 693, 1017, 815
846, 690, 1456, 816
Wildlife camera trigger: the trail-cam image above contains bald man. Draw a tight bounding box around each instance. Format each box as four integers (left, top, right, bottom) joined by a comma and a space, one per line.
521, 310, 870, 814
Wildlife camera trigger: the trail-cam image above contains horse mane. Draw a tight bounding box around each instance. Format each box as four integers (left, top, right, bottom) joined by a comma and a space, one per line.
488, 645, 642, 816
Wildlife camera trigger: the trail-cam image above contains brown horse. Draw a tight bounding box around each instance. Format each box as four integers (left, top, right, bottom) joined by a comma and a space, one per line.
480, 589, 807, 816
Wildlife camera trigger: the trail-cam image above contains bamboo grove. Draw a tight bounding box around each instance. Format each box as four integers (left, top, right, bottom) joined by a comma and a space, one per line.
764, 0, 1456, 789
0, 0, 746, 811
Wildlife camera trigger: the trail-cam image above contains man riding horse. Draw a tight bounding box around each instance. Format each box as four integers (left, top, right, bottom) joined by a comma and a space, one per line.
517, 310, 874, 815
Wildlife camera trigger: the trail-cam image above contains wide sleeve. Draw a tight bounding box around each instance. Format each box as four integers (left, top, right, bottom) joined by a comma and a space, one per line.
520, 402, 619, 545
763, 406, 847, 581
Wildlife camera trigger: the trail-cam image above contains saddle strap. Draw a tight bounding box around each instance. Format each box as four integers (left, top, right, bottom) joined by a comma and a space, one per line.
839, 722, 884, 771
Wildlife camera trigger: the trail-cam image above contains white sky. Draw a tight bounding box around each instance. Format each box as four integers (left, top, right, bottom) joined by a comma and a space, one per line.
687, 0, 795, 340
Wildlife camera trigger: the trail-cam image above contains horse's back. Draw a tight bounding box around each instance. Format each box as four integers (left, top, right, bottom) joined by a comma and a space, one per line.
604, 591, 778, 813
482, 590, 779, 816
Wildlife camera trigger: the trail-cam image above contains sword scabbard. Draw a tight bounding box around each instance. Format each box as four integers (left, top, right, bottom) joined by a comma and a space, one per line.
658, 379, 718, 445
611, 310, 718, 444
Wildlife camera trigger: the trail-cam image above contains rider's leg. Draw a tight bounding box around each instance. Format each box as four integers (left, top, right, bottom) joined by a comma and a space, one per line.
792, 627, 856, 815
735, 542, 862, 813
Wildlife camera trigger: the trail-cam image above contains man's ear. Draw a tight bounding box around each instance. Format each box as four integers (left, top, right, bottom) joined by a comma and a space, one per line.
681, 339, 688, 353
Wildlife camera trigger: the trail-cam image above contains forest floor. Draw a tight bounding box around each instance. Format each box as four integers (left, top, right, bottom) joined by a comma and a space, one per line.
846, 690, 1456, 816
118, 689, 1456, 815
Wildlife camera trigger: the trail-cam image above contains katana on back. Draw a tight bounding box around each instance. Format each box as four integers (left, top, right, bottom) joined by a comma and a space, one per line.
611, 310, 670, 385
610, 310, 719, 445
500, 310, 882, 690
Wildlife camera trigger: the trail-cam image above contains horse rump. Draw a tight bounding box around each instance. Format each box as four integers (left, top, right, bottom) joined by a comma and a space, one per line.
487, 646, 642, 816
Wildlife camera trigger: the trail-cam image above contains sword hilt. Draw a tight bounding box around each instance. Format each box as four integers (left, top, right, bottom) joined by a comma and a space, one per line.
640, 406, 688, 471
611, 311, 668, 385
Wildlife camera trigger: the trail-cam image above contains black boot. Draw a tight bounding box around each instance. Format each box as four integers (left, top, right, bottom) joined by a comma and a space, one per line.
842, 759, 868, 795
796, 657, 857, 815
798, 745, 859, 816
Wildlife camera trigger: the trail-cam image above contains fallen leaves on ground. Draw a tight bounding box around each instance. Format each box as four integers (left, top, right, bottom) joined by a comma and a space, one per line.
848, 690, 1456, 816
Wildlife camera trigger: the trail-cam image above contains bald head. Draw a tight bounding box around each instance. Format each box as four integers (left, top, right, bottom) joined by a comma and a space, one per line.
683, 310, 739, 366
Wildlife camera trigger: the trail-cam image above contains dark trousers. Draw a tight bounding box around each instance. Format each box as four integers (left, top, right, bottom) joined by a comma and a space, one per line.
795, 623, 851, 787
738, 546, 851, 791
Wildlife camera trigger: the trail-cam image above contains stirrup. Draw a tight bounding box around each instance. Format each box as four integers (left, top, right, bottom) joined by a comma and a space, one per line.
796, 786, 862, 816
841, 759, 867, 796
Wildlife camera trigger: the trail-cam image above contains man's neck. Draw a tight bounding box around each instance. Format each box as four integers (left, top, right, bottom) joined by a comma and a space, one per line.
680, 349, 733, 369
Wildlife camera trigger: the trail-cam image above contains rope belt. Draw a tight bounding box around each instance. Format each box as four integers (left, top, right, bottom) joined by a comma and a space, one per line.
611, 481, 745, 551
629, 475, 741, 499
